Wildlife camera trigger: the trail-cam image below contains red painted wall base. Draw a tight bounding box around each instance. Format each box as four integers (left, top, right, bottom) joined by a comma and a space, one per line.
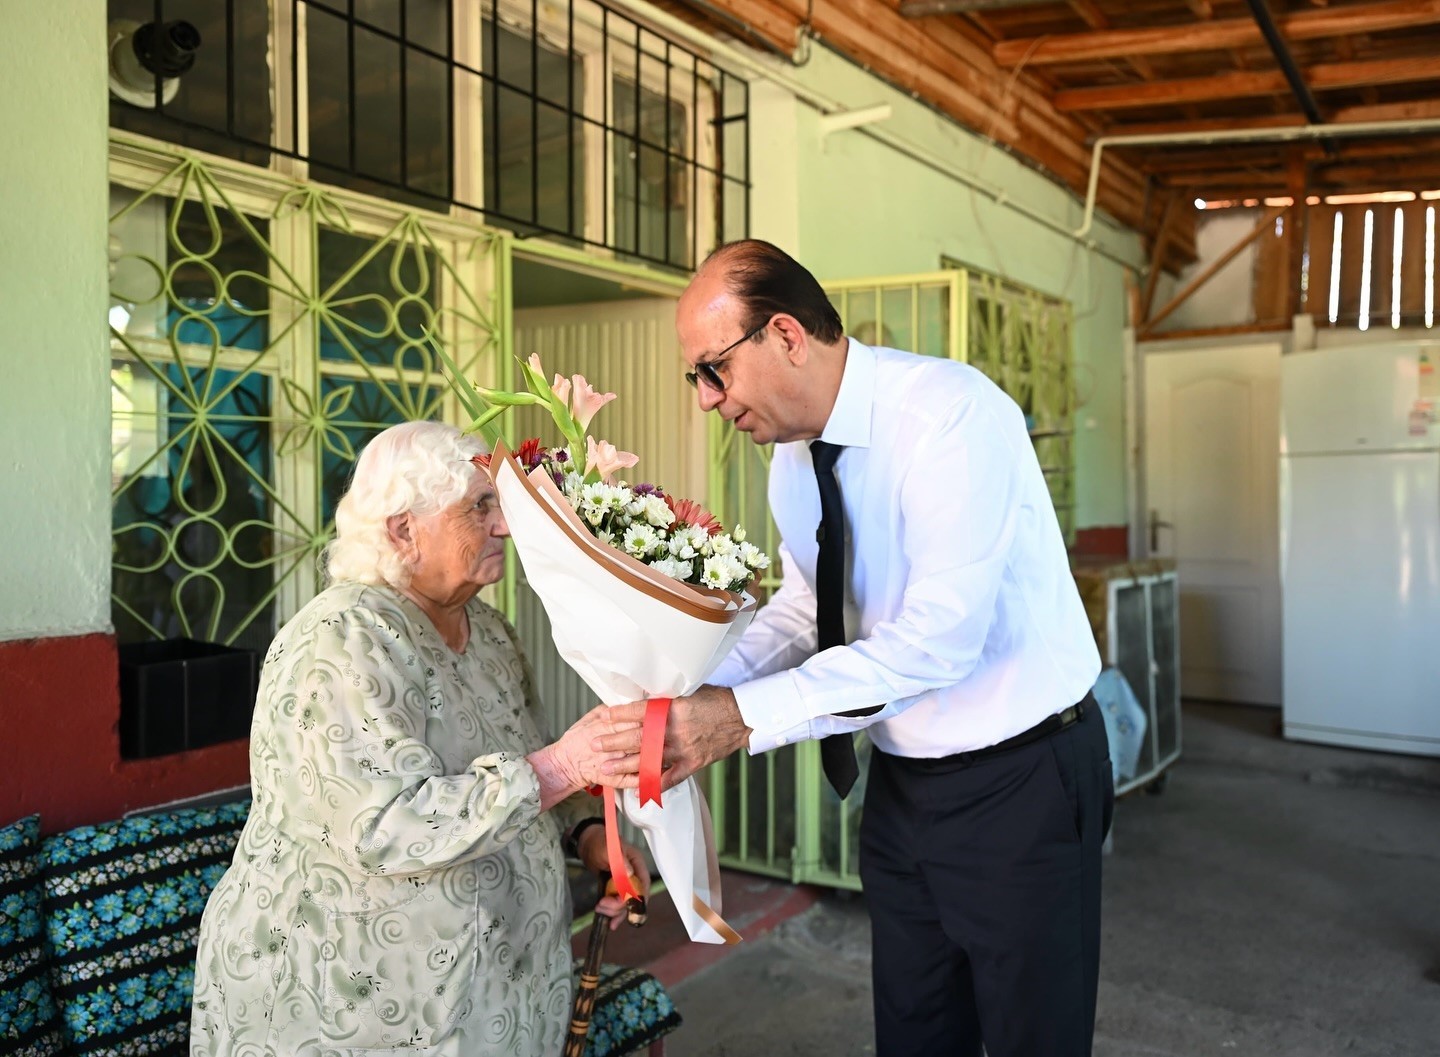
1072, 525, 1129, 560
0, 633, 250, 834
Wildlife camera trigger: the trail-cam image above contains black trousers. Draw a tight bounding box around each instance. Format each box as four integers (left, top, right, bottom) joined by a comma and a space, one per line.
859, 699, 1113, 1057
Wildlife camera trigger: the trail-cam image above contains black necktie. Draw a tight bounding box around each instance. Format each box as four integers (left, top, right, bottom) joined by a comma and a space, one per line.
810, 440, 880, 798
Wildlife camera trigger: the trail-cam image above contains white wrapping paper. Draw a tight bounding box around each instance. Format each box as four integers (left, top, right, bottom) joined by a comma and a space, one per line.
489, 445, 754, 943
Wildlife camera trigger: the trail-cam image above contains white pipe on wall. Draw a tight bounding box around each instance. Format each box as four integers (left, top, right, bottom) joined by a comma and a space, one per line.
1077, 118, 1440, 238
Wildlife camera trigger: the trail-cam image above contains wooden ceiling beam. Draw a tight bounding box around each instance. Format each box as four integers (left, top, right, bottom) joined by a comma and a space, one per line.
1065, 0, 1157, 81
1053, 56, 1440, 111
1143, 204, 1288, 333
898, 0, 1053, 13
993, 0, 1440, 66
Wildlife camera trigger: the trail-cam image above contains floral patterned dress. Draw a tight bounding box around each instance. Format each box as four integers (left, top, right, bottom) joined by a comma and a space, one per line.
190, 582, 589, 1056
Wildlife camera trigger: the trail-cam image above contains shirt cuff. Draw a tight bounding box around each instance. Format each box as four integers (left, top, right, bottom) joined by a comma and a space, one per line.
733, 671, 815, 754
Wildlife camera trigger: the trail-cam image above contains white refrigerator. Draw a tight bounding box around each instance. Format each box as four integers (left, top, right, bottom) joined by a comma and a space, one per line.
1280, 342, 1440, 757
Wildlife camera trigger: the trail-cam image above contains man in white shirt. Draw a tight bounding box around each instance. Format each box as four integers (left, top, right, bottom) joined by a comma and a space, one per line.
598, 240, 1112, 1057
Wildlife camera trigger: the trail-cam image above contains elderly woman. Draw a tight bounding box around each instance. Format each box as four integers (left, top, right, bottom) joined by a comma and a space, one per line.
191, 421, 646, 1057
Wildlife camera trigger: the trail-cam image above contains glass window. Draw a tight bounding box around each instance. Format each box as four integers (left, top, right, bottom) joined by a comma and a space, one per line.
482, 20, 586, 239
613, 72, 687, 267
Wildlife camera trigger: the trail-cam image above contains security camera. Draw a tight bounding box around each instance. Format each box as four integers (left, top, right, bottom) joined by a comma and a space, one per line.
108, 19, 202, 108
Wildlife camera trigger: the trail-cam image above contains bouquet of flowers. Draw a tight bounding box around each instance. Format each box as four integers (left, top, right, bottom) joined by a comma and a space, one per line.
485, 437, 770, 594
444, 349, 765, 944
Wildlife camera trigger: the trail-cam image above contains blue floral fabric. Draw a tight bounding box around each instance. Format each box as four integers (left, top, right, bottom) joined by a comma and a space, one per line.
38, 800, 249, 1056
0, 814, 65, 1056
576, 962, 683, 1057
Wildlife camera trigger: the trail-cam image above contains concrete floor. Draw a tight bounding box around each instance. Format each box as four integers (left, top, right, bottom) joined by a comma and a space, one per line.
657, 702, 1440, 1057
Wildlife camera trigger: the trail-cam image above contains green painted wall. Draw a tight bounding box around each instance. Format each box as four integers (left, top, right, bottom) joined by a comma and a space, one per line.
749, 47, 1143, 531
0, 1, 111, 640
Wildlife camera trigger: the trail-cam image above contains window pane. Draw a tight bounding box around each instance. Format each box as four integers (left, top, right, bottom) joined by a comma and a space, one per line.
111, 185, 287, 650
112, 363, 278, 653
308, 1, 453, 205
481, 20, 584, 238
316, 228, 438, 372
613, 76, 686, 266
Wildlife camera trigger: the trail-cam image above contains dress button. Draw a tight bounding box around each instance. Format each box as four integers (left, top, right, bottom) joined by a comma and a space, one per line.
775, 735, 787, 745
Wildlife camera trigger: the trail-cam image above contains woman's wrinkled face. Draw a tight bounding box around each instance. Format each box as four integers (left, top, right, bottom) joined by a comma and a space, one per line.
407, 472, 510, 597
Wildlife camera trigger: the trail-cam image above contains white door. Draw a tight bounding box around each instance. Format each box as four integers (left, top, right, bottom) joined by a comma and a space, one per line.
1144, 343, 1282, 705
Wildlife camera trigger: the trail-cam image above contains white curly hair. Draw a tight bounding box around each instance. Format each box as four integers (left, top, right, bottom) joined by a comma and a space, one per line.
323, 420, 488, 588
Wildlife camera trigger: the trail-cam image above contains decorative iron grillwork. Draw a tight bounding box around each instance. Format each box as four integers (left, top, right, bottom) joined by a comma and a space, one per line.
108, 147, 505, 650
108, 0, 749, 271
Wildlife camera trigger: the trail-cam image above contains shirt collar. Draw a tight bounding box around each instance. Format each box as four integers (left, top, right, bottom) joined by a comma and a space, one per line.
819, 337, 875, 450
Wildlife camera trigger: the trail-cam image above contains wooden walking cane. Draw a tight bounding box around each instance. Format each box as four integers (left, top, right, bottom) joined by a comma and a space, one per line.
565, 872, 647, 1057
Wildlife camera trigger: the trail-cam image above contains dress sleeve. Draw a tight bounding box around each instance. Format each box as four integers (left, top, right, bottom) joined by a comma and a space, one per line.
279, 603, 546, 876
487, 607, 598, 846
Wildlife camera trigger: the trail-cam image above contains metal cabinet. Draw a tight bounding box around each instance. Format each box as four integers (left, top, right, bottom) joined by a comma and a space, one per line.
1073, 560, 1182, 796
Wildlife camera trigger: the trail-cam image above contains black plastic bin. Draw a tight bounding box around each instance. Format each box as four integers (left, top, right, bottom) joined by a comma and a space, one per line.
118, 638, 260, 758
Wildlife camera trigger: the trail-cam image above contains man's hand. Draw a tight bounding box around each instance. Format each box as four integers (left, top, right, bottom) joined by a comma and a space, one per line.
528, 704, 642, 809
590, 685, 752, 790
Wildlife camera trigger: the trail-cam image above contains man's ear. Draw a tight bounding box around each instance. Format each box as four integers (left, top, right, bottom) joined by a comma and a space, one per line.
772, 313, 809, 366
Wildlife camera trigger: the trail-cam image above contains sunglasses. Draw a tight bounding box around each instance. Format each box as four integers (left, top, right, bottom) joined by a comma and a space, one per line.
684, 319, 768, 392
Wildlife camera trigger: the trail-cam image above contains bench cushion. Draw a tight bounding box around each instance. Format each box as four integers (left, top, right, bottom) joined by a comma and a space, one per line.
575, 962, 683, 1057
0, 815, 65, 1056
39, 800, 249, 1056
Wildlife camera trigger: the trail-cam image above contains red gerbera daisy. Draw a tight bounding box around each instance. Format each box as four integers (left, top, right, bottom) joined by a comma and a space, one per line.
665, 495, 724, 536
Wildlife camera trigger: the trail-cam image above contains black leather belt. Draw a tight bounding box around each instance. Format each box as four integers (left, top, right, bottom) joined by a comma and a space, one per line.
893, 694, 1092, 771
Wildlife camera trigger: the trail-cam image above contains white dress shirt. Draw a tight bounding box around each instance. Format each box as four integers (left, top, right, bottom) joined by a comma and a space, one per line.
709, 339, 1101, 759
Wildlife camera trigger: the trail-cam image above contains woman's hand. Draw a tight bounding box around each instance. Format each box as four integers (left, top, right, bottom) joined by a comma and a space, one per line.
528, 705, 641, 810
577, 825, 651, 932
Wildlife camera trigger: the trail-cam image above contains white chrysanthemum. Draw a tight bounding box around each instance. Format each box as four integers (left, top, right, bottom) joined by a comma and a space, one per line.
733, 525, 747, 543
564, 471, 585, 496
581, 502, 606, 527
644, 496, 675, 528
701, 554, 745, 589
708, 533, 736, 556
597, 528, 615, 546
674, 558, 694, 581
668, 525, 704, 558
623, 523, 660, 557
738, 541, 770, 570
649, 556, 680, 579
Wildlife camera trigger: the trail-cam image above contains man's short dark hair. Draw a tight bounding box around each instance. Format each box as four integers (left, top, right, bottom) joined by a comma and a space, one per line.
704, 239, 844, 344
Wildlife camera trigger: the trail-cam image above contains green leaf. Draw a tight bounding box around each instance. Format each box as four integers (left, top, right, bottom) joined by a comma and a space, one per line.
432, 337, 487, 421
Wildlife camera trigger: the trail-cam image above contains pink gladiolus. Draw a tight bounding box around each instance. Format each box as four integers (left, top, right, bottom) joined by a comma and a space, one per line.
551, 373, 572, 407
585, 435, 639, 481
570, 374, 617, 430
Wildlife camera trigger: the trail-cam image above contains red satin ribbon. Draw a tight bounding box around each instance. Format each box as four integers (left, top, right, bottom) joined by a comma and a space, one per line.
639, 696, 672, 808
601, 786, 639, 903
598, 696, 671, 905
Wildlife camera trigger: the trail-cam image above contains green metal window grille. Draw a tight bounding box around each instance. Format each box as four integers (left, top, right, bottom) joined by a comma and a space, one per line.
962, 269, 1077, 545
108, 138, 508, 652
